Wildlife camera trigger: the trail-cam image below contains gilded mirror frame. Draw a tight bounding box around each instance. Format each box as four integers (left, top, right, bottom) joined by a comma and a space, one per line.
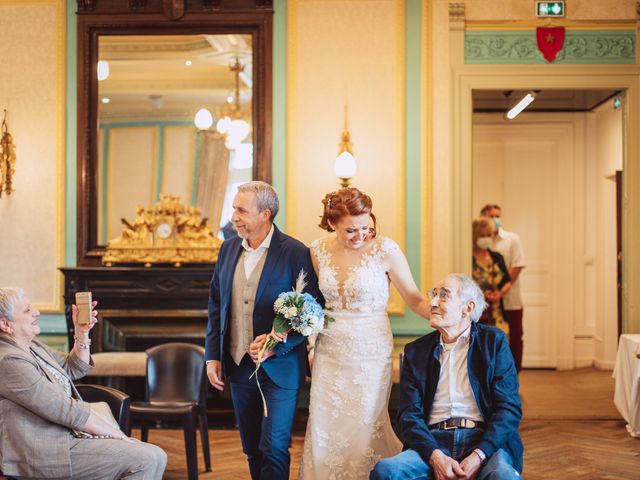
76, 0, 273, 266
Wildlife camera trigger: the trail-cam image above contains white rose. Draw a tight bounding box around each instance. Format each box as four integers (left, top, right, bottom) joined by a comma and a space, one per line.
301, 326, 313, 336
286, 306, 298, 318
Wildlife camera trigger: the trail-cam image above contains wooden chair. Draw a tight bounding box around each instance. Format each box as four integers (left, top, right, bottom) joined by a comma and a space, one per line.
130, 343, 211, 480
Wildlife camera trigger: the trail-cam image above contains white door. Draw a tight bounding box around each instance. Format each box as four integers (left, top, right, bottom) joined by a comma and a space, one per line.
473, 119, 578, 368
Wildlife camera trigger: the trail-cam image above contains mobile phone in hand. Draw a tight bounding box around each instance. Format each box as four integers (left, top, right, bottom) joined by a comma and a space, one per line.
75, 292, 92, 325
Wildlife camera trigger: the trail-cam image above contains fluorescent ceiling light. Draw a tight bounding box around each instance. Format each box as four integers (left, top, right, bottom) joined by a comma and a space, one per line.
506, 92, 536, 120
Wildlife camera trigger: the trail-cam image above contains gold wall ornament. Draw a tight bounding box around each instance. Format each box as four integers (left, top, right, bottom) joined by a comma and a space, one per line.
102, 194, 223, 267
0, 110, 17, 197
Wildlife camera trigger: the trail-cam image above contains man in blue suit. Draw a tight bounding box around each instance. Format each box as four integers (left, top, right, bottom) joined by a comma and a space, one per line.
371, 274, 522, 480
205, 181, 322, 480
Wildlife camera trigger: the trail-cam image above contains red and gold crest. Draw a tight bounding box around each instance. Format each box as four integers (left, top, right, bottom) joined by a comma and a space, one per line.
536, 27, 565, 62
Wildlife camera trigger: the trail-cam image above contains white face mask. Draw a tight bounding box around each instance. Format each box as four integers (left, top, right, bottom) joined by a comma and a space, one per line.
476, 236, 492, 250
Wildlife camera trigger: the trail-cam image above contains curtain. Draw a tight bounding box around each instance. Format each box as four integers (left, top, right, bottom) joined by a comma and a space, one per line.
195, 131, 230, 231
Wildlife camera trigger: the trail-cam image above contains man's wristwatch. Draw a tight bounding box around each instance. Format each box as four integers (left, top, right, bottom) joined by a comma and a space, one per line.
474, 448, 488, 466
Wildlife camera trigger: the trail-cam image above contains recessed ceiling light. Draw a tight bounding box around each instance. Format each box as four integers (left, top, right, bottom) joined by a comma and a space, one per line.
185, 60, 192, 66
101, 97, 110, 104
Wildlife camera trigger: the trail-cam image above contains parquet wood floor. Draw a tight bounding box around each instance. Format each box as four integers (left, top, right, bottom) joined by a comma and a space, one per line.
1, 368, 637, 479
146, 368, 640, 480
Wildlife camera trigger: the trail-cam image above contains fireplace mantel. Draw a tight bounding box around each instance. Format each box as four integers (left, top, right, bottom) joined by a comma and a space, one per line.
60, 266, 214, 352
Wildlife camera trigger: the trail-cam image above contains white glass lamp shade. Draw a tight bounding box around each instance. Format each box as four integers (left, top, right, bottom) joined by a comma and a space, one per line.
225, 119, 251, 149
334, 151, 356, 179
194, 108, 214, 130
97, 61, 110, 81
216, 116, 232, 134
232, 143, 253, 169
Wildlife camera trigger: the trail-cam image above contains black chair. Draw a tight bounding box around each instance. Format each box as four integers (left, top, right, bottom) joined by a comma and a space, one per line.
76, 384, 132, 435
130, 343, 211, 480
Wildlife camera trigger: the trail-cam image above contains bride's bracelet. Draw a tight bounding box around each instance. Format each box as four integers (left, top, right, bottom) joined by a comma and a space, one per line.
74, 336, 91, 350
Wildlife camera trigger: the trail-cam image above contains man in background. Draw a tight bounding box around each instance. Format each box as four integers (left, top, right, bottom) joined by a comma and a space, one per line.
481, 204, 526, 373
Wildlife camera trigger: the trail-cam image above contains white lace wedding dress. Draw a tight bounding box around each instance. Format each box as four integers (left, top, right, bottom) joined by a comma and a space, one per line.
299, 236, 402, 480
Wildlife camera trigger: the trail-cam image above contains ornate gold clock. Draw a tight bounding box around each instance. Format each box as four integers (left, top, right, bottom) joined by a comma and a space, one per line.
102, 194, 222, 267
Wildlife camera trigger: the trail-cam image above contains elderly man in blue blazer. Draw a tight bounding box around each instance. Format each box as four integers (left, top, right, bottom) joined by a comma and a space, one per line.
205, 181, 322, 480
371, 273, 522, 480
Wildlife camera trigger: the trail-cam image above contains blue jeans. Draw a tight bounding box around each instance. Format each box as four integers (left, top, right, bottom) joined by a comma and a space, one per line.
370, 428, 520, 480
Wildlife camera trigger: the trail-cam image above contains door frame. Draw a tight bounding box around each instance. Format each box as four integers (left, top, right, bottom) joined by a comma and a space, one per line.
451, 65, 640, 369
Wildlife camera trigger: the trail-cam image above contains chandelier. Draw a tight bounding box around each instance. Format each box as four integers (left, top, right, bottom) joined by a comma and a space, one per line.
194, 58, 251, 151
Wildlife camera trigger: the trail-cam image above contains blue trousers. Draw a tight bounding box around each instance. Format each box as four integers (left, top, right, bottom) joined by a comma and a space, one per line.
229, 355, 298, 480
370, 428, 520, 480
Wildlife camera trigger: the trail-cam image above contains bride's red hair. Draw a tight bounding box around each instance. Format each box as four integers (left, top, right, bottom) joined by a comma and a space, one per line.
319, 187, 377, 237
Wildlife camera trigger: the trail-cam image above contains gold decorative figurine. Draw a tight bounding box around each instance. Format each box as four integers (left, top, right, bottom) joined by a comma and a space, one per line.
102, 194, 222, 267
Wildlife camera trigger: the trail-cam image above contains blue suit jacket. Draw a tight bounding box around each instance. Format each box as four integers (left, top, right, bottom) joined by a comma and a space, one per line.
205, 225, 323, 390
398, 322, 523, 473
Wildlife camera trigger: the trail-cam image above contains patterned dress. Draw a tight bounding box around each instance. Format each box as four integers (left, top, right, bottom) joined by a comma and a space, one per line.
299, 236, 402, 480
472, 249, 511, 338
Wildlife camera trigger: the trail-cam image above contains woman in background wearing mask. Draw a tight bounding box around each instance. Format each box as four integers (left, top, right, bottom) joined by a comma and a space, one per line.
472, 217, 512, 338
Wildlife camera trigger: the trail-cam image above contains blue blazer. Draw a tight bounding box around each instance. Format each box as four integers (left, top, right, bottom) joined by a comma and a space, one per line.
398, 322, 524, 473
205, 225, 323, 390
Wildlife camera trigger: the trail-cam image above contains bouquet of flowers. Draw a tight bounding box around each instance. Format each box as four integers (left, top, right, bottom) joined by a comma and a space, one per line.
252, 269, 331, 415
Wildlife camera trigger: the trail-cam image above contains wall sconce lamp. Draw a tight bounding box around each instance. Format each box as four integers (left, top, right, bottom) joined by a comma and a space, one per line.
0, 109, 16, 197
334, 105, 356, 188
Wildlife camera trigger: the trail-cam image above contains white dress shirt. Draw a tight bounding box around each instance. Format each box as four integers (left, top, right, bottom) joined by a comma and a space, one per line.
241, 225, 274, 278
428, 325, 484, 425
492, 228, 526, 310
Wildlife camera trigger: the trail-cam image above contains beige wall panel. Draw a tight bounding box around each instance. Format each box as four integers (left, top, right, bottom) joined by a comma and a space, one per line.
0, 2, 64, 310
430, 0, 454, 282
106, 128, 156, 239
162, 126, 195, 203
457, 0, 636, 21
288, 0, 404, 248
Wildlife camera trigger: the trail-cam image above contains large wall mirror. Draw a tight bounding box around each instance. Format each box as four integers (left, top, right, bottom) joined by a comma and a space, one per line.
76, 0, 273, 266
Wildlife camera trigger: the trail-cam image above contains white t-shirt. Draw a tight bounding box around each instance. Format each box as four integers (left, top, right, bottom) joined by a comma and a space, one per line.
492, 228, 525, 310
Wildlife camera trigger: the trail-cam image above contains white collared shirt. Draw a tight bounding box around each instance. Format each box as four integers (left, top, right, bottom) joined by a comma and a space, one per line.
492, 228, 526, 309
428, 325, 484, 425
241, 225, 274, 278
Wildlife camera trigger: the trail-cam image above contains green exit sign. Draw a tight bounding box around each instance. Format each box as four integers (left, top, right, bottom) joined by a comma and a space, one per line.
536, 1, 565, 17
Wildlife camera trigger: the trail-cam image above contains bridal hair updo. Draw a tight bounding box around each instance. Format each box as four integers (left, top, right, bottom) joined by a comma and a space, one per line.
319, 187, 377, 238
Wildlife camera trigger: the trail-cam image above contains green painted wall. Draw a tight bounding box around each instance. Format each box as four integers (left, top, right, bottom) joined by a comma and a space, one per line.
272, 0, 287, 231
466, 30, 636, 64
390, 0, 429, 337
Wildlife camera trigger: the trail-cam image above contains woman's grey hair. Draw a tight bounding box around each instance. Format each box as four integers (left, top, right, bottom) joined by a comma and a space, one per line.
446, 273, 487, 323
0, 287, 25, 322
237, 181, 280, 221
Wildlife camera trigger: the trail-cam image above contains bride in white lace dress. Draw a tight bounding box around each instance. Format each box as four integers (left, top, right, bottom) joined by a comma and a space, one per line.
299, 188, 430, 480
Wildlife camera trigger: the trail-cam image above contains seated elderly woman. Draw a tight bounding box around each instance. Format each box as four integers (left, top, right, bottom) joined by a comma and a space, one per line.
0, 287, 167, 480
